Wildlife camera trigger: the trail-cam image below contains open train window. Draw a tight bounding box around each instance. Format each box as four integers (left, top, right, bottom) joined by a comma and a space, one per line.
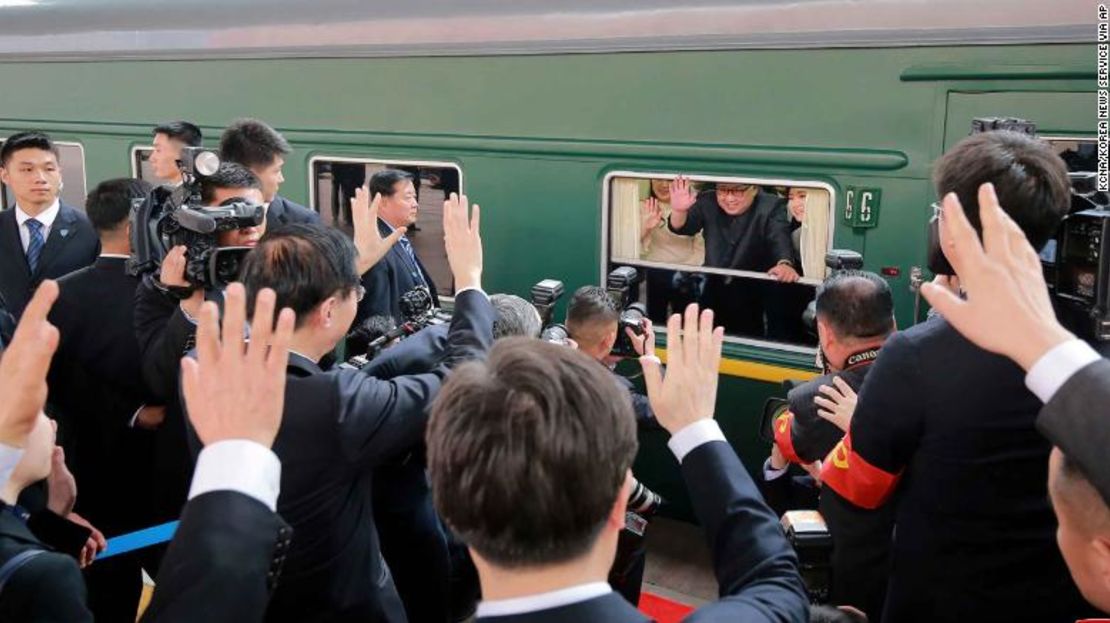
0, 140, 88, 211
310, 157, 462, 298
604, 172, 835, 348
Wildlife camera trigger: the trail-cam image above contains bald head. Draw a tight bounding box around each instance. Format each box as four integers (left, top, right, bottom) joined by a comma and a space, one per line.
1048, 448, 1110, 613
815, 271, 894, 341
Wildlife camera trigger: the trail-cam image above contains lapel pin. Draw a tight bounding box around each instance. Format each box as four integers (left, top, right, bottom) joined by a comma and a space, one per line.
60, 229, 70, 238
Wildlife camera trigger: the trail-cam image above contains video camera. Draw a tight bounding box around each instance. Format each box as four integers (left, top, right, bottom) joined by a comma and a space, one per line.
128, 147, 264, 291
606, 267, 649, 358
342, 286, 452, 369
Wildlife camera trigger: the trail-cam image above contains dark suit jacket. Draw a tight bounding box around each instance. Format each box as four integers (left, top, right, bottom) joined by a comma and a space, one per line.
825, 317, 1091, 623
0, 509, 92, 622
142, 491, 291, 623
0, 289, 13, 347
669, 191, 794, 272
47, 256, 159, 534
1037, 357, 1110, 505
358, 219, 440, 324
262, 289, 494, 623
360, 322, 448, 379
0, 203, 99, 318
266, 195, 320, 230
477, 440, 809, 623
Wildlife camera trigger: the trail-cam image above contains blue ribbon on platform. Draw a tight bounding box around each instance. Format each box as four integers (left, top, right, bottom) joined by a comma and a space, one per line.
97, 521, 180, 560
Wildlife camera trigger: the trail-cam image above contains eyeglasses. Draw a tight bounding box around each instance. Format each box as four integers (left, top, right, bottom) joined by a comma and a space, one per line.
930, 201, 943, 222
354, 285, 366, 302
716, 185, 754, 196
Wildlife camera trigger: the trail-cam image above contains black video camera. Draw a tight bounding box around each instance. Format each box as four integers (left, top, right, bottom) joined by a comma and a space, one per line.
530, 278, 573, 345
128, 147, 264, 290
1046, 172, 1110, 341
607, 267, 648, 358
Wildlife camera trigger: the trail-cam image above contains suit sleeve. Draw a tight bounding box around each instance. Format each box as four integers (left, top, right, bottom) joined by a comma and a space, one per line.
134, 276, 197, 401
1037, 357, 1110, 507
9, 552, 93, 623
360, 325, 449, 380
821, 332, 923, 510
357, 262, 397, 324
683, 441, 809, 623
336, 289, 494, 467
142, 491, 288, 623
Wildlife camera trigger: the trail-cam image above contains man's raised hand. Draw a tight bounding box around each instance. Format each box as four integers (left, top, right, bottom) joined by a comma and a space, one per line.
353, 185, 406, 275
180, 283, 295, 448
920, 183, 1073, 370
443, 193, 483, 292
640, 304, 725, 435
0, 281, 59, 448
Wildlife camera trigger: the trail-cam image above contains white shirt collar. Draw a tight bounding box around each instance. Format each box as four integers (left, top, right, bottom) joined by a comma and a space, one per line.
476, 582, 612, 618
15, 199, 60, 229
99, 253, 130, 259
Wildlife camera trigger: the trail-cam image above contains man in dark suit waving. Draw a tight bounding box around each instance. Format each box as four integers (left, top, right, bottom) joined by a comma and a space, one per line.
0, 132, 98, 319
219, 118, 320, 229
427, 305, 808, 622
358, 169, 440, 324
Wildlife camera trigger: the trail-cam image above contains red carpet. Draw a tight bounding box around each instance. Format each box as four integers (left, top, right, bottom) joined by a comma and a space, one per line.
638, 591, 695, 622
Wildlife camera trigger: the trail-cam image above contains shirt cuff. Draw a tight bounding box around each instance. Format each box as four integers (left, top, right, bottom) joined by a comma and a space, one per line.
188, 440, 281, 512
455, 286, 488, 299
0, 443, 24, 491
763, 457, 789, 481
128, 405, 145, 428
667, 419, 726, 464
1025, 339, 1101, 403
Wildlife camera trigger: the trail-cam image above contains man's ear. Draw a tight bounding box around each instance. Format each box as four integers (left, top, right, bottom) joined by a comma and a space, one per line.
1092, 533, 1110, 594
608, 471, 634, 532
0, 167, 8, 186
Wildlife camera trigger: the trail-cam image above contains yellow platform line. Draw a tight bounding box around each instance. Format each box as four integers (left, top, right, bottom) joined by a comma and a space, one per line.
655, 348, 819, 384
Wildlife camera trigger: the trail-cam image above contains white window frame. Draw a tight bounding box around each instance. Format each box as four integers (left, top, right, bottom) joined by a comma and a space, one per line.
0, 139, 88, 211
601, 170, 837, 354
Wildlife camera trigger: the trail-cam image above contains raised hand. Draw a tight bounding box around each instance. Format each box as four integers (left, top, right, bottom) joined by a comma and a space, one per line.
443, 193, 483, 292
669, 176, 697, 214
629, 316, 655, 357
813, 377, 857, 433
180, 283, 295, 448
353, 185, 406, 275
920, 183, 1073, 370
0, 281, 59, 448
640, 304, 725, 435
641, 197, 663, 239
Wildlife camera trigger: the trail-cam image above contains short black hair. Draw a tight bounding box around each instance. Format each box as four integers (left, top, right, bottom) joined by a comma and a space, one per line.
239, 223, 361, 330
369, 169, 415, 199
565, 286, 619, 335
153, 121, 202, 147
934, 131, 1071, 249
219, 118, 291, 170
0, 131, 58, 167
200, 162, 262, 205
85, 178, 153, 233
427, 338, 638, 567
491, 294, 542, 339
808, 605, 867, 623
815, 271, 894, 340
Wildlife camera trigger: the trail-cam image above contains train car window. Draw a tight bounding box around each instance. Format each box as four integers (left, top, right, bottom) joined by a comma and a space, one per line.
605, 173, 834, 348
131, 146, 178, 186
0, 140, 88, 211
310, 157, 462, 298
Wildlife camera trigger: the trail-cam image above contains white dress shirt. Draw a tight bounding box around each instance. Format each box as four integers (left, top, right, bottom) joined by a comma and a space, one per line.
476, 582, 612, 617
668, 419, 727, 463
15, 200, 60, 252
187, 440, 281, 512
1024, 339, 1102, 404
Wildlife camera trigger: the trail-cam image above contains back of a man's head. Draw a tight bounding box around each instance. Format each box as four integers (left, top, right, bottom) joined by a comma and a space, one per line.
815, 271, 895, 342
565, 286, 619, 349
934, 130, 1070, 249
219, 118, 290, 169
200, 162, 262, 205
85, 178, 153, 235
1048, 449, 1110, 612
491, 294, 542, 339
239, 223, 359, 329
427, 338, 638, 568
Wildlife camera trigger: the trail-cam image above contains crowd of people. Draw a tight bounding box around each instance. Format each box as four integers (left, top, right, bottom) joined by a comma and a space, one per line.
0, 117, 1106, 623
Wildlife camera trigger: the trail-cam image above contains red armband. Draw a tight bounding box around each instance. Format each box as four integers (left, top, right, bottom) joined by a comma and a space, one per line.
773, 410, 804, 465
820, 433, 902, 509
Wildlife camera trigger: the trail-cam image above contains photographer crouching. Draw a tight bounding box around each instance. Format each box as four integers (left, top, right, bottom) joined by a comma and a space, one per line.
766, 270, 897, 617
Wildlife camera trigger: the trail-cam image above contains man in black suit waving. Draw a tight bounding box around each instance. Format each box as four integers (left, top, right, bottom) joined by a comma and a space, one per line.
46, 177, 165, 620
236, 192, 493, 623
358, 169, 440, 324
0, 131, 98, 319
427, 305, 808, 622
219, 118, 320, 229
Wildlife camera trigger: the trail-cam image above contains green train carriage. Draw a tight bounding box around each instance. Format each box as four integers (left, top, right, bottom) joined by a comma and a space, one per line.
0, 0, 1094, 518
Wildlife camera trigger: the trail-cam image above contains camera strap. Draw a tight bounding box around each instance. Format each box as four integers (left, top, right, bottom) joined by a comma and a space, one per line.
844, 347, 881, 370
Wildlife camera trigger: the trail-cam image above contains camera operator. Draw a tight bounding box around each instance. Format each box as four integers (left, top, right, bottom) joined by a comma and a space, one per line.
820, 131, 1096, 622
767, 270, 895, 618
231, 193, 493, 623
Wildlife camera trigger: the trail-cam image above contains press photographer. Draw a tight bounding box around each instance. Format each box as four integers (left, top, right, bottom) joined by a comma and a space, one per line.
766, 269, 896, 617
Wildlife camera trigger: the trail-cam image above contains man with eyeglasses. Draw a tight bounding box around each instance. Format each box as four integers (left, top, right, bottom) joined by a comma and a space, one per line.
668, 176, 798, 336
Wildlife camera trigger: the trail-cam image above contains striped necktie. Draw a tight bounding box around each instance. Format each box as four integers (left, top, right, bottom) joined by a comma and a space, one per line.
398, 237, 428, 288
25, 219, 44, 274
